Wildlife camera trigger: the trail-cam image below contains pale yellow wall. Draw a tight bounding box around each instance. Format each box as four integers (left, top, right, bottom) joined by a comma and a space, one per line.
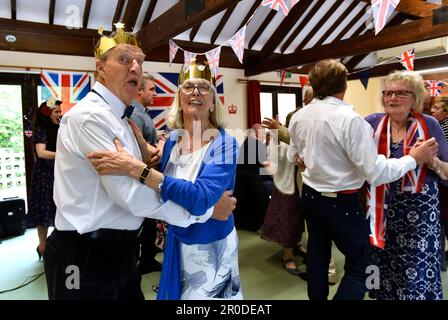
345, 77, 384, 117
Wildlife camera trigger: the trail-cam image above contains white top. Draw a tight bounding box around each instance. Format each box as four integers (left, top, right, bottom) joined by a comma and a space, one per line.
53, 82, 212, 234
287, 96, 416, 192
164, 141, 213, 181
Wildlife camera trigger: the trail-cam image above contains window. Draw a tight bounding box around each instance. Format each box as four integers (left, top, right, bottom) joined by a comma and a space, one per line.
260, 85, 302, 126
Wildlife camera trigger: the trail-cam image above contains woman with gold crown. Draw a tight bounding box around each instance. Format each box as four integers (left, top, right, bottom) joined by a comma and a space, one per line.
88, 58, 242, 300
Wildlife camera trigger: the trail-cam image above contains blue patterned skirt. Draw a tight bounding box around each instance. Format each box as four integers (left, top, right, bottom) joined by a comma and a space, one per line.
372, 180, 443, 300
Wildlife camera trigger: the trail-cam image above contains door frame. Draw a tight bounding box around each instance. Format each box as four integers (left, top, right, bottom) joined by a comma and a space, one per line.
0, 72, 41, 203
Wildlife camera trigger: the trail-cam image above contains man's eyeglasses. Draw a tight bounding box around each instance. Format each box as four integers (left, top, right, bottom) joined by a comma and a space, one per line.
180, 83, 212, 95
382, 90, 414, 98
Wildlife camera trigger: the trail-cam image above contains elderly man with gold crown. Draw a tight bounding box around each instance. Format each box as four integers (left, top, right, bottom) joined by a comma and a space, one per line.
86, 56, 243, 300
45, 24, 237, 300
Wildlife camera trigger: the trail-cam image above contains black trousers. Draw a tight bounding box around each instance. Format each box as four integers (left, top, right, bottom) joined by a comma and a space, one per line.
302, 184, 372, 300
137, 218, 158, 265
44, 229, 144, 300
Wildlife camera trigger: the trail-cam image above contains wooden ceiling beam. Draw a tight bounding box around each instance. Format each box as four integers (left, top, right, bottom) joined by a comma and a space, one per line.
332, 3, 367, 43
293, 0, 342, 53
313, 1, 359, 47
210, 2, 238, 44
348, 53, 448, 80
248, 10, 277, 50
11, 0, 16, 20
245, 15, 448, 76
189, 23, 202, 42
139, 0, 242, 52
0, 19, 96, 56
358, 0, 443, 18
112, 0, 125, 28
142, 0, 158, 26
280, 0, 324, 53
259, 0, 312, 59
122, 0, 143, 31
345, 13, 412, 72
236, 0, 259, 33
49, 0, 56, 25
83, 0, 92, 29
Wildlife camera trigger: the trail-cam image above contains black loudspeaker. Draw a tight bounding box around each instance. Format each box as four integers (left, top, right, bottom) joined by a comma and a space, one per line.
0, 197, 26, 239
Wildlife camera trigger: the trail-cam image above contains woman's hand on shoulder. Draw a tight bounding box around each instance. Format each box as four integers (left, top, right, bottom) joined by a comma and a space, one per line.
87, 138, 146, 179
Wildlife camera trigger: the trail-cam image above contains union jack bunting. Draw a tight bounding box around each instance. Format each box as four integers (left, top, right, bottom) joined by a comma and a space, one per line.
397, 48, 415, 71
425, 80, 443, 97
169, 40, 179, 66
290, 0, 299, 8
228, 25, 246, 64
183, 51, 197, 72
261, 0, 290, 16
371, 0, 400, 35
147, 73, 225, 130
40, 70, 91, 114
205, 47, 221, 77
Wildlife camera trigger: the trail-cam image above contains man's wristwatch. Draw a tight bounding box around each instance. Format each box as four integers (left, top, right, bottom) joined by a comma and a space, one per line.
139, 166, 152, 184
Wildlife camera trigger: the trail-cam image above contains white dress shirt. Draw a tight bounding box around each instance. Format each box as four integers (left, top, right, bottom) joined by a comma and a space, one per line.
53, 82, 212, 234
287, 96, 416, 192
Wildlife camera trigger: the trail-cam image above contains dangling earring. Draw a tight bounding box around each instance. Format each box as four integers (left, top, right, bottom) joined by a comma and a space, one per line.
210, 105, 214, 113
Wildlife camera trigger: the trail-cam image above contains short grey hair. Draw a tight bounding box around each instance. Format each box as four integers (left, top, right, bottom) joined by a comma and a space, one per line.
165, 86, 227, 129
383, 70, 426, 112
140, 72, 156, 90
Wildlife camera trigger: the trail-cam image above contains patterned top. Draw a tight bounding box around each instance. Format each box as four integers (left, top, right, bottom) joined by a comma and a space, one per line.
365, 112, 448, 184
439, 118, 448, 142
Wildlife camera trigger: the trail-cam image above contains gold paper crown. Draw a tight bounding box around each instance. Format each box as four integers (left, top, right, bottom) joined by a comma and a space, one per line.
178, 58, 215, 86
94, 22, 140, 58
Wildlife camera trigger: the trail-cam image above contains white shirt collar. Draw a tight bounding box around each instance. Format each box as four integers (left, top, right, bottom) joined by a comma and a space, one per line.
92, 81, 127, 120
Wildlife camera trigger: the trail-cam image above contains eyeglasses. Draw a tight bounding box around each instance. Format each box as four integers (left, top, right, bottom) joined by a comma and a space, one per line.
180, 83, 212, 95
382, 90, 414, 98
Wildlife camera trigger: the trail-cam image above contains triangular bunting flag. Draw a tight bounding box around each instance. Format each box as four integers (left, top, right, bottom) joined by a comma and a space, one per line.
205, 47, 221, 77
280, 70, 287, 86
425, 80, 443, 97
371, 0, 400, 35
298, 75, 308, 88
397, 48, 415, 71
228, 25, 246, 64
169, 40, 179, 66
359, 69, 371, 90
261, 0, 290, 16
183, 51, 197, 72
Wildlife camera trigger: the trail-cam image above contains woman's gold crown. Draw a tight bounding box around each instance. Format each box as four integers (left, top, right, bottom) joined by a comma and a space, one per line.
178, 58, 215, 86
94, 22, 140, 58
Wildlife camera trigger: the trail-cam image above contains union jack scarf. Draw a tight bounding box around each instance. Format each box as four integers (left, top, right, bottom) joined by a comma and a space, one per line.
366, 112, 429, 249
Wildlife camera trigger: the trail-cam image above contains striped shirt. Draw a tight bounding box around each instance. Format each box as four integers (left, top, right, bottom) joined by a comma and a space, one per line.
440, 118, 448, 143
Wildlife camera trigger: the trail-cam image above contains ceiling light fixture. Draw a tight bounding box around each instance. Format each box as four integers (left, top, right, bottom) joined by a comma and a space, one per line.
5, 35, 16, 43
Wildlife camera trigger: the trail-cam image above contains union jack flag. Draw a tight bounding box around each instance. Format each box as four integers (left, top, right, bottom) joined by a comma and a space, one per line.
205, 47, 221, 77
183, 51, 197, 72
261, 0, 290, 16
371, 0, 400, 35
147, 73, 225, 131
228, 25, 246, 64
40, 71, 91, 114
425, 80, 443, 97
169, 40, 179, 66
397, 48, 415, 71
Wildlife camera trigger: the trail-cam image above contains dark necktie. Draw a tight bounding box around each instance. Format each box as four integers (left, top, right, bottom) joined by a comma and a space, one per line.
121, 104, 135, 119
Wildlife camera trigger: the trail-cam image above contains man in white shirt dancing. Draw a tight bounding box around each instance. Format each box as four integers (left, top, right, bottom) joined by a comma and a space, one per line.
44, 24, 235, 300
287, 59, 438, 300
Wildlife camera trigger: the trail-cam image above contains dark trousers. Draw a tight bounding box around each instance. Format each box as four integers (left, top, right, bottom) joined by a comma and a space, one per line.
137, 218, 158, 265
302, 184, 372, 300
44, 229, 144, 300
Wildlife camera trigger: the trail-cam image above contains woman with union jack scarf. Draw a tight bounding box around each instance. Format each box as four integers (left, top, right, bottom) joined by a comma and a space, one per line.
365, 70, 448, 300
